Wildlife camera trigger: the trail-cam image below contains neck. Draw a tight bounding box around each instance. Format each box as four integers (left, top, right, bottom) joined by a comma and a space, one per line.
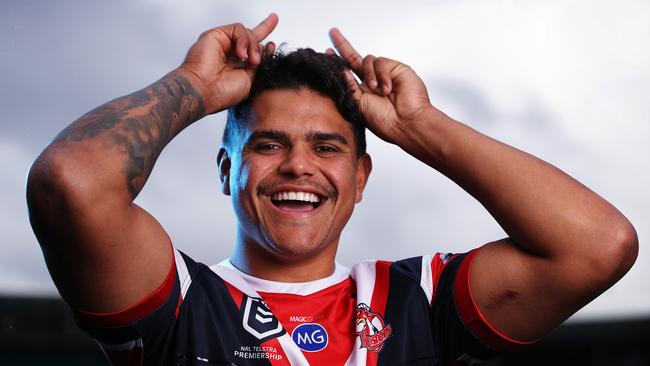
230, 239, 338, 282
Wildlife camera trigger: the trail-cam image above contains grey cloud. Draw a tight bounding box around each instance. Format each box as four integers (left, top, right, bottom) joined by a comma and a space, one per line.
2, 0, 648, 320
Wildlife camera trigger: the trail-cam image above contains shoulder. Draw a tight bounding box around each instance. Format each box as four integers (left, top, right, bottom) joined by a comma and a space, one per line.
349, 253, 455, 304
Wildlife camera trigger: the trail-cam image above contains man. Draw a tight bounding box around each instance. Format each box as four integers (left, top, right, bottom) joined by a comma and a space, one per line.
26, 13, 637, 365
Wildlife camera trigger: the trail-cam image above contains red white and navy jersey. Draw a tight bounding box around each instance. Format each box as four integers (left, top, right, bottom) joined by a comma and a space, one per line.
74, 248, 532, 365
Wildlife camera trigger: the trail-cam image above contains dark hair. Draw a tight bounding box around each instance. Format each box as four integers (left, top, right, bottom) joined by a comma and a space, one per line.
223, 48, 366, 156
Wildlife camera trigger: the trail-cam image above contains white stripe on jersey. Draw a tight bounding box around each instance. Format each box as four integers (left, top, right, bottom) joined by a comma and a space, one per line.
211, 263, 259, 298
174, 249, 192, 300
420, 254, 435, 304
215, 259, 351, 296
344, 260, 378, 366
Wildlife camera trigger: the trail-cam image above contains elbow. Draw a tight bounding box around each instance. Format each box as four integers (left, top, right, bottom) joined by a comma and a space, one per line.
590, 217, 639, 287
26, 149, 104, 218
609, 219, 639, 279
26, 150, 73, 219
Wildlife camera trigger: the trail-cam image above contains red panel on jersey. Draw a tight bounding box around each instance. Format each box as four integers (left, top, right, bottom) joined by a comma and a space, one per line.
454, 249, 537, 351
260, 278, 356, 366
224, 281, 244, 310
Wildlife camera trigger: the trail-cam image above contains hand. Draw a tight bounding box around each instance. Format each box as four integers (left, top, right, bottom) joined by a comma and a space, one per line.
178, 13, 279, 114
328, 28, 438, 145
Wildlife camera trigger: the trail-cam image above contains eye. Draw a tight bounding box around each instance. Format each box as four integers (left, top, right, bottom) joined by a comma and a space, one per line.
255, 142, 283, 152
314, 145, 339, 154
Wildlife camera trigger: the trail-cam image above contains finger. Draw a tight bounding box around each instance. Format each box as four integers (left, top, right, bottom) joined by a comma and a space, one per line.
262, 41, 276, 58
252, 12, 279, 41
246, 29, 261, 65
343, 68, 363, 101
329, 27, 363, 73
325, 47, 336, 55
373, 57, 394, 95
232, 23, 250, 60
361, 55, 379, 91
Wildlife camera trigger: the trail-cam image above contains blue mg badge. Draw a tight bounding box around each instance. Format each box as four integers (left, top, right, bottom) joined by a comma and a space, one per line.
292, 323, 328, 352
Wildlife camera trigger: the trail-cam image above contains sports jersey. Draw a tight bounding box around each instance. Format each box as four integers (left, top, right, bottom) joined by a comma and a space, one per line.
74, 247, 532, 365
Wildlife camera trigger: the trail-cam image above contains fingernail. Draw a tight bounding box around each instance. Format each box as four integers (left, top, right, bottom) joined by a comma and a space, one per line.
369, 80, 378, 89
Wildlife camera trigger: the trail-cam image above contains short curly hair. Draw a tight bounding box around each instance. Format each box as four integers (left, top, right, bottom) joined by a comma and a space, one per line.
223, 48, 367, 156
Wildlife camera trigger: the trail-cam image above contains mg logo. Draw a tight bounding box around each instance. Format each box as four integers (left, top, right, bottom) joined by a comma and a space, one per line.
291, 323, 328, 352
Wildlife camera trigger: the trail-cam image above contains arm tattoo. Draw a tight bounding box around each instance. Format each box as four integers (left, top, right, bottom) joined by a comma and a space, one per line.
53, 74, 205, 199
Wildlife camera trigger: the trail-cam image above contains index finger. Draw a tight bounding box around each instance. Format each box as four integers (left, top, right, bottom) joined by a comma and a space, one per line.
328, 27, 363, 73
252, 13, 279, 41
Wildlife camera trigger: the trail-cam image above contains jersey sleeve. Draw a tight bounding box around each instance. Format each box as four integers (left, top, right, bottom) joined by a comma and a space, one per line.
430, 248, 536, 363
72, 248, 194, 366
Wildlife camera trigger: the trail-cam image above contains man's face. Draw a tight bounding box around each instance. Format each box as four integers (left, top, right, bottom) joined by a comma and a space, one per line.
219, 88, 371, 262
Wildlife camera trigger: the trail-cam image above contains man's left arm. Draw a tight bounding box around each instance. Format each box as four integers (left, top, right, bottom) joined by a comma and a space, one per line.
330, 29, 638, 342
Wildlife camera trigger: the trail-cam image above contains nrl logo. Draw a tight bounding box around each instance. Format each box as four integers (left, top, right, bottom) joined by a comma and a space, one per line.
355, 303, 392, 353
241, 295, 285, 341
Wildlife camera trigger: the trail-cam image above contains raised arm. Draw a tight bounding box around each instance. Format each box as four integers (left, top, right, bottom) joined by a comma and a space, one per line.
26, 14, 278, 313
329, 28, 638, 341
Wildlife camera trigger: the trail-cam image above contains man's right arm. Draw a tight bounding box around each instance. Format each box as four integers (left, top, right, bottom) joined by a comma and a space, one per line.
25, 14, 278, 313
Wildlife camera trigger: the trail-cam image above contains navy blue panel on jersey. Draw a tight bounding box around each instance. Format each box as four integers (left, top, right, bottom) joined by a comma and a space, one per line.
380, 256, 438, 365
380, 254, 498, 366
431, 253, 499, 363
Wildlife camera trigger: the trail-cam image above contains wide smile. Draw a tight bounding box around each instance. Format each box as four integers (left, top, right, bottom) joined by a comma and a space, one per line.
264, 189, 328, 218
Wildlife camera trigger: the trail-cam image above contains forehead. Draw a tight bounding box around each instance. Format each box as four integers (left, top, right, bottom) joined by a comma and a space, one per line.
247, 88, 354, 136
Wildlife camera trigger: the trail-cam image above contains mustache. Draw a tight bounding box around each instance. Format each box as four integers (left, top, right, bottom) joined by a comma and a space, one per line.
257, 179, 338, 200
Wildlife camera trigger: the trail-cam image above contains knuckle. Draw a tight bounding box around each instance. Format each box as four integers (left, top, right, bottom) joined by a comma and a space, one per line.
199, 28, 219, 40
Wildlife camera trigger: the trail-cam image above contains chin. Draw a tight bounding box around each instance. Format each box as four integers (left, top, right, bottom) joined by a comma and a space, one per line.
262, 233, 330, 262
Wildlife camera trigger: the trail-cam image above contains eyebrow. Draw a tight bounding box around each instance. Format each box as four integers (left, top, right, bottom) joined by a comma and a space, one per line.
308, 132, 349, 146
246, 129, 349, 146
246, 130, 291, 145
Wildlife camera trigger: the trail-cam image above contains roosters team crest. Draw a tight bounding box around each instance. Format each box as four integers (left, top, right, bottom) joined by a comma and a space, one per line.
355, 303, 392, 352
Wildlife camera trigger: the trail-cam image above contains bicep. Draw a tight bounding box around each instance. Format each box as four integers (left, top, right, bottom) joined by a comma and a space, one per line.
469, 238, 600, 342
30, 194, 172, 313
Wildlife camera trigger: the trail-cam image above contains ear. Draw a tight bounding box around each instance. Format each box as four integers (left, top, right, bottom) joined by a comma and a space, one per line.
355, 153, 372, 203
217, 146, 232, 196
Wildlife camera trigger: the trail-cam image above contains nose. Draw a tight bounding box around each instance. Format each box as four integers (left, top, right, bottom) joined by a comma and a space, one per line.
278, 145, 317, 178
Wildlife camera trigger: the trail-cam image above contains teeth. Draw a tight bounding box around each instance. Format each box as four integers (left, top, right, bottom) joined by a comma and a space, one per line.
271, 191, 321, 203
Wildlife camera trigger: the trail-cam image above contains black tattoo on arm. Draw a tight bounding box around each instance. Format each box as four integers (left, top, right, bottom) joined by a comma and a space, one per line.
53, 74, 205, 198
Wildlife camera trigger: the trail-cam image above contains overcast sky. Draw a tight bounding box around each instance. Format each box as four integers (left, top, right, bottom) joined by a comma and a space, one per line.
1, 0, 648, 321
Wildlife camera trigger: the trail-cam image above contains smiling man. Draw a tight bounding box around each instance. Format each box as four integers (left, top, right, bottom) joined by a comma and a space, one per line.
221, 51, 372, 283
26, 13, 637, 366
